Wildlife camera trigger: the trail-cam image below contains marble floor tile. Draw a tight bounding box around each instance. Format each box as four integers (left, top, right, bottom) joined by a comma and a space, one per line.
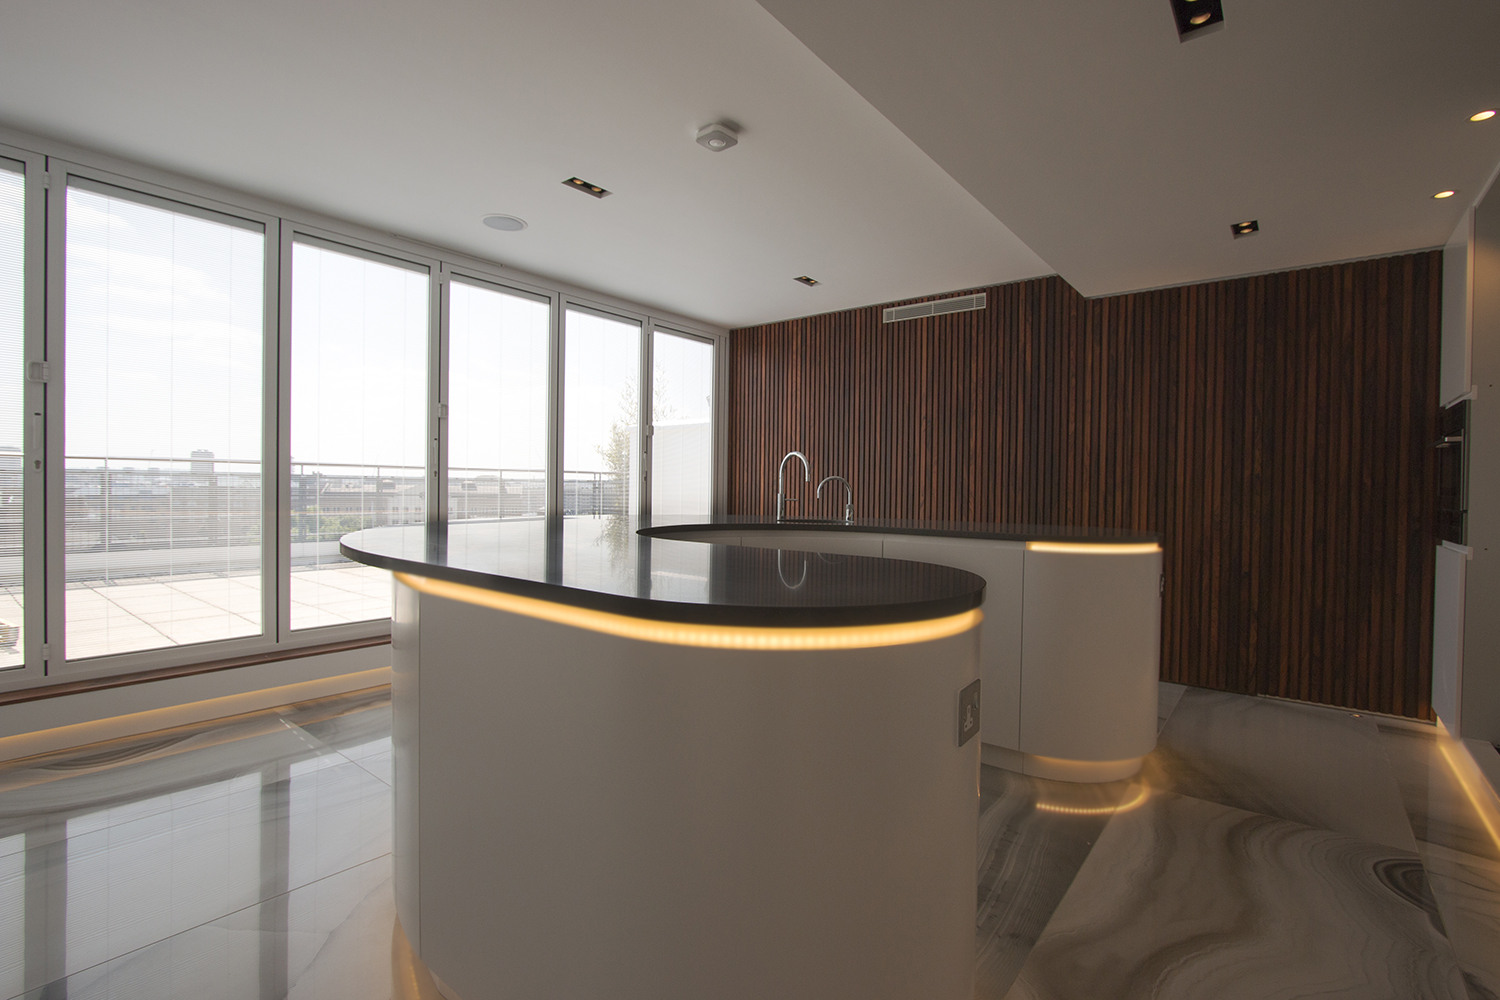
278, 690, 393, 786
15, 855, 439, 1000
1416, 842, 1500, 1000
0, 711, 392, 996
1377, 723, 1500, 998
1378, 724, 1500, 862
1157, 682, 1187, 734
976, 765, 1131, 999
1144, 689, 1418, 851
1005, 788, 1467, 1000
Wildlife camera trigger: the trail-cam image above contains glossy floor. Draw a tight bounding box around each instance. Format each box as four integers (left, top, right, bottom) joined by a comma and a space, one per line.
1, 684, 1497, 999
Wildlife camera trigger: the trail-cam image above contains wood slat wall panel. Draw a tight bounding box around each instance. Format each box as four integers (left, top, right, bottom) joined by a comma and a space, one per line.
727, 252, 1441, 718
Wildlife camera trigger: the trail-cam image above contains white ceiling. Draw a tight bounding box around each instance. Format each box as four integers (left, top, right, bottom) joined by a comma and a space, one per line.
0, 0, 1051, 329
3, 2, 1496, 328
757, 0, 1500, 297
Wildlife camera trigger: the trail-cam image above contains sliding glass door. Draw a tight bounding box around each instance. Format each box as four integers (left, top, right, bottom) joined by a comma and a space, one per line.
0, 163, 22, 670
288, 240, 429, 630
562, 307, 641, 517
63, 182, 265, 661
650, 329, 715, 516
447, 279, 549, 521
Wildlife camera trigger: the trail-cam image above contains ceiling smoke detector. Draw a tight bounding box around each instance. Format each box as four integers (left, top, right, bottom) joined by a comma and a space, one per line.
696, 122, 740, 152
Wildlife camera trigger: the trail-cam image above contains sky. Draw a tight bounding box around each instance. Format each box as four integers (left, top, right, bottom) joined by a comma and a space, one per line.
9, 181, 709, 500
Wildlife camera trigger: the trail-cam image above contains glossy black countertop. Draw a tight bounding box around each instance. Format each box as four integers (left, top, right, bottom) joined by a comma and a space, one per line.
340, 516, 989, 627
637, 513, 1159, 544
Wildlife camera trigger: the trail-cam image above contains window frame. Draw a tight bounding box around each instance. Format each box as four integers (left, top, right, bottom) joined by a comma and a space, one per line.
0, 123, 728, 694
646, 324, 723, 519
436, 264, 559, 526
44, 162, 281, 680
0, 144, 45, 690
279, 227, 439, 643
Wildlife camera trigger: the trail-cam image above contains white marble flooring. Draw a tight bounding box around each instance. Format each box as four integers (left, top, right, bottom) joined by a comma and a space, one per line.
0, 683, 1497, 999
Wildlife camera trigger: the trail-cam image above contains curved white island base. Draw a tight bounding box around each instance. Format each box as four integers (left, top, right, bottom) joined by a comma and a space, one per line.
649, 525, 1164, 783
391, 575, 982, 1000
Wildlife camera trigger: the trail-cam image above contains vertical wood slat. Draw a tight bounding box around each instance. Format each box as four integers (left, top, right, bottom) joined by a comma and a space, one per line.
725, 253, 1442, 719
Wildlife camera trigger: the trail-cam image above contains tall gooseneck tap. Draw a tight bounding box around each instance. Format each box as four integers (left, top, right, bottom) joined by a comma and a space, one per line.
817, 475, 853, 524
776, 451, 810, 522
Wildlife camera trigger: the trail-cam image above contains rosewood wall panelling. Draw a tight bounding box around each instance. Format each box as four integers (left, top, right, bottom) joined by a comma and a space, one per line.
728, 252, 1441, 718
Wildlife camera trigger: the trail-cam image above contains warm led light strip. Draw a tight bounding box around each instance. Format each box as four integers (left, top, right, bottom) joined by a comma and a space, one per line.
1035, 783, 1151, 816
394, 573, 983, 651
1025, 541, 1162, 555
1437, 738, 1500, 853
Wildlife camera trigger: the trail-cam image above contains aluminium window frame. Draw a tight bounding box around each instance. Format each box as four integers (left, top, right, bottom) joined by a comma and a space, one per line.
0, 121, 728, 693
42, 161, 282, 682
436, 263, 559, 525
647, 324, 725, 519
278, 226, 440, 644
0, 143, 46, 690
558, 299, 650, 518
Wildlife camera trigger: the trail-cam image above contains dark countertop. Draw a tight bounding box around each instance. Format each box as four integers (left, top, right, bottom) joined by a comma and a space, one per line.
340, 516, 990, 627
342, 515, 1160, 627
637, 513, 1159, 544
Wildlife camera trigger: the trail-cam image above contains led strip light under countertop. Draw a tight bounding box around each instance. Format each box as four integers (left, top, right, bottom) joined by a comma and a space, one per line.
394, 573, 983, 651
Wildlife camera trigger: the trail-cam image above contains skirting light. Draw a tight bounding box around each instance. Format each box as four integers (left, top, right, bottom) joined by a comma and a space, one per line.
1036, 782, 1151, 816
1435, 731, 1500, 852
394, 573, 983, 651
1470, 110, 1496, 122
1025, 541, 1162, 555
1434, 190, 1458, 199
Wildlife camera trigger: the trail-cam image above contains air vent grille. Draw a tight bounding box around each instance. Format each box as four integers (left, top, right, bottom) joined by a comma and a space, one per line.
882, 293, 986, 324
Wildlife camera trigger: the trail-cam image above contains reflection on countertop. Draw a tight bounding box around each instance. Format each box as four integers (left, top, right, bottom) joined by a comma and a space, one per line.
340, 516, 988, 626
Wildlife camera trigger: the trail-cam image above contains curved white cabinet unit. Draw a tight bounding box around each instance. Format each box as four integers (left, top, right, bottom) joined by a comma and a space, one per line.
347, 520, 988, 1000
647, 523, 1163, 782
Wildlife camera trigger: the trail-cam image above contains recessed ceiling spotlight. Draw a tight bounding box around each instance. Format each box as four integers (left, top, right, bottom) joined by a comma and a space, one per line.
1169, 0, 1223, 40
794, 275, 819, 286
563, 177, 611, 199
1471, 110, 1497, 122
1230, 219, 1259, 237
1433, 190, 1458, 199
696, 121, 740, 152
481, 214, 527, 232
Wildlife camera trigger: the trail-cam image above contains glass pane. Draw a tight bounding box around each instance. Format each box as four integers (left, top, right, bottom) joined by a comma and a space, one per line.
290, 242, 427, 629
447, 281, 549, 521
650, 331, 714, 515
563, 309, 640, 517
0, 166, 21, 669
64, 186, 264, 660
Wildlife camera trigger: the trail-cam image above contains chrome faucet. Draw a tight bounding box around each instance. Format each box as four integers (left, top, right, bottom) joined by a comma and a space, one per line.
776, 451, 810, 522
817, 475, 853, 524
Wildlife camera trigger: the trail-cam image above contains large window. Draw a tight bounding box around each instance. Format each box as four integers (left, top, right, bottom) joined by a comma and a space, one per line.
0, 130, 724, 688
289, 241, 429, 630
63, 184, 265, 661
0, 164, 22, 670
563, 308, 641, 516
651, 329, 715, 516
447, 280, 549, 521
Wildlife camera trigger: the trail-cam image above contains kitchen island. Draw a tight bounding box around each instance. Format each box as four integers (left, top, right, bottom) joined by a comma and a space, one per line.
641, 514, 1164, 782
342, 517, 988, 1000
